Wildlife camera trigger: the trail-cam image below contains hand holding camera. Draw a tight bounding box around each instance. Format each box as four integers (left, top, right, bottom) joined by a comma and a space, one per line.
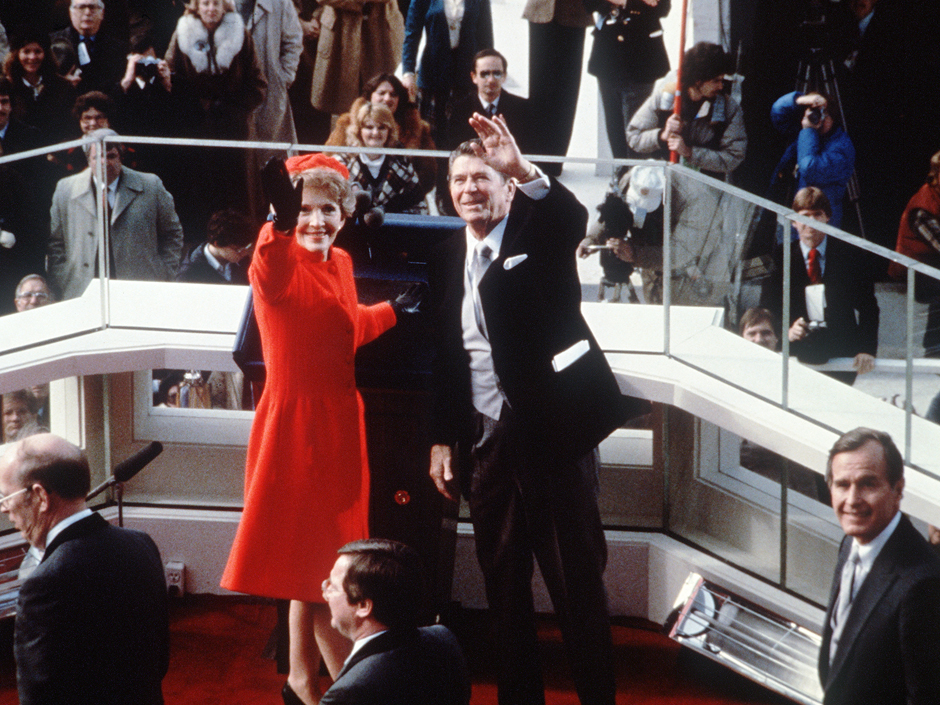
796, 92, 828, 131
121, 53, 172, 93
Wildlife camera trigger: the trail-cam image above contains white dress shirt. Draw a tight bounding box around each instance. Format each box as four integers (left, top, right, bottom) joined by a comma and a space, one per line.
460, 170, 551, 420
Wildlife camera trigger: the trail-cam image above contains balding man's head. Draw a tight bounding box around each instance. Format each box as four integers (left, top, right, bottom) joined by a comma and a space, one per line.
10, 434, 90, 501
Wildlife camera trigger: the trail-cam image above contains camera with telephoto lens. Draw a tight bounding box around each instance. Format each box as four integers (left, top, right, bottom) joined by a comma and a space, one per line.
134, 56, 161, 80
806, 106, 826, 127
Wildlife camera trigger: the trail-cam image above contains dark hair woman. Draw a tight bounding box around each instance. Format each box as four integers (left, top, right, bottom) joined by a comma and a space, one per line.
327, 73, 436, 201
2, 28, 75, 145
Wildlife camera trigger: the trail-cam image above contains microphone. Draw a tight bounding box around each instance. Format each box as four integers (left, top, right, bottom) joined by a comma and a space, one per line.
352, 188, 385, 229
86, 441, 163, 501
362, 207, 384, 229
354, 189, 373, 216
113, 441, 163, 483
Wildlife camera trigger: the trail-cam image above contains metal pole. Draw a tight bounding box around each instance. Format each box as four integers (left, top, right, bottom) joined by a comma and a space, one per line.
669, 0, 689, 164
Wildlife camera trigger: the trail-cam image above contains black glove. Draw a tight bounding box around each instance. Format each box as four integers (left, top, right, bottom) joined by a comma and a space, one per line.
261, 157, 303, 232
390, 282, 425, 316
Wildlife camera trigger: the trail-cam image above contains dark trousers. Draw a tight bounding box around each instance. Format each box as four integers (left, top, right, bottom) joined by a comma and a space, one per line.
597, 78, 653, 160
466, 406, 615, 705
527, 21, 586, 173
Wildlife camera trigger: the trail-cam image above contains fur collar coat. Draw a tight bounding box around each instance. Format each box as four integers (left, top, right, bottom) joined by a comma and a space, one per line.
173, 12, 246, 74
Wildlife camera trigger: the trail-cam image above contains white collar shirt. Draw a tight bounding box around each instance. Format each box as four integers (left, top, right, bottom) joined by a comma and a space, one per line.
346, 629, 388, 665
40, 508, 95, 561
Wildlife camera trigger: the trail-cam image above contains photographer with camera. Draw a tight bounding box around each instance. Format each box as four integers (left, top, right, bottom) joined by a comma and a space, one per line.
770, 90, 855, 229
114, 34, 179, 181
760, 187, 878, 386
119, 41, 172, 96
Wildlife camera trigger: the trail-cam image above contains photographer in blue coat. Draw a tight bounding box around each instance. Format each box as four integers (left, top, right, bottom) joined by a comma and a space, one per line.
771, 91, 855, 229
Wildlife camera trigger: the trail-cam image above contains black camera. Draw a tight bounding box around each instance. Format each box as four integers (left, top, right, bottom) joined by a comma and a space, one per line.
806, 106, 826, 127
134, 56, 161, 80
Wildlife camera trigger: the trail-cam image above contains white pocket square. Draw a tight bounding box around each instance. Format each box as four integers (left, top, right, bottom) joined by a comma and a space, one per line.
503, 254, 528, 270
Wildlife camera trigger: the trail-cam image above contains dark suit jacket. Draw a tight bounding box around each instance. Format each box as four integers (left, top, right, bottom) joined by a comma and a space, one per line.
428, 178, 642, 466
176, 243, 250, 285
447, 90, 531, 153
402, 0, 493, 95
759, 235, 879, 364
319, 625, 470, 705
14, 513, 170, 705
819, 515, 940, 705
586, 0, 671, 85
0, 119, 41, 157
49, 27, 125, 96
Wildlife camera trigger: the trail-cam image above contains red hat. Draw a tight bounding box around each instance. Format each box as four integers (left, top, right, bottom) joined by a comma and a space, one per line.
284, 153, 349, 179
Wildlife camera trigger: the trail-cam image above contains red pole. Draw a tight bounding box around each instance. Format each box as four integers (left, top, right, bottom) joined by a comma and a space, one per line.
670, 0, 690, 163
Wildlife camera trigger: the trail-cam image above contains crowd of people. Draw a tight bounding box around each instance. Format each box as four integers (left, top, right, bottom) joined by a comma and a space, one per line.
0, 1, 938, 703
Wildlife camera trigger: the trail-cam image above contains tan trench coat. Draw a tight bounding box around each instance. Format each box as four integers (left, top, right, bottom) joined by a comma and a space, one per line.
310, 0, 404, 115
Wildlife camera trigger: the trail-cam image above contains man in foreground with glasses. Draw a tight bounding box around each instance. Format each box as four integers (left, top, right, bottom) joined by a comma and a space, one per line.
316, 539, 469, 705
0, 433, 169, 705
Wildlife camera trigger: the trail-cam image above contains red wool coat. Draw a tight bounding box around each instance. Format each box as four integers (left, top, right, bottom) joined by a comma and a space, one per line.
221, 223, 396, 601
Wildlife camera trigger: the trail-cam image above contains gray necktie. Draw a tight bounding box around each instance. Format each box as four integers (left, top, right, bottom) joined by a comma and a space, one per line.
829, 547, 860, 663
470, 243, 492, 334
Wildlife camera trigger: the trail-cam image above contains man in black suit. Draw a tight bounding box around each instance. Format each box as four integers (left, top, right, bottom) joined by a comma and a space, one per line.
0, 433, 169, 705
441, 48, 531, 214
314, 539, 470, 705
760, 187, 879, 385
51, 0, 125, 95
819, 427, 940, 705
448, 49, 531, 152
428, 114, 642, 705
176, 209, 255, 285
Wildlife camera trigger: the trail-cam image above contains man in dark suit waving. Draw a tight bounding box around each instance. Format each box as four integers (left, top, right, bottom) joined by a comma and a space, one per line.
0, 433, 169, 705
819, 427, 940, 705
317, 539, 470, 705
427, 114, 643, 705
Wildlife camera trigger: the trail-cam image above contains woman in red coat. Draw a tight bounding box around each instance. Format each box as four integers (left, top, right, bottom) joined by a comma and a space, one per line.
221, 154, 406, 705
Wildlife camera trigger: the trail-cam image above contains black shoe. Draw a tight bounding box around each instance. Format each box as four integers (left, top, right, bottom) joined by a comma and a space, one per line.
282, 682, 304, 705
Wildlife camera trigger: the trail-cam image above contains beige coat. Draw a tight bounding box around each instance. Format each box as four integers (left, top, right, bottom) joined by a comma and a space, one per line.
247, 0, 304, 143
310, 0, 404, 115
48, 167, 184, 300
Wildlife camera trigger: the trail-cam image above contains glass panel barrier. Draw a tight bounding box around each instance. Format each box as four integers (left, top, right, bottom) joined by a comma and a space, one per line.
0, 140, 108, 356
663, 168, 786, 402
5, 133, 940, 605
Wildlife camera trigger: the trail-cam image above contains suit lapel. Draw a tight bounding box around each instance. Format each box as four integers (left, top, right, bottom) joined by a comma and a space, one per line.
479, 192, 531, 291
250, 0, 271, 32
111, 168, 140, 225
75, 173, 97, 218
826, 516, 911, 686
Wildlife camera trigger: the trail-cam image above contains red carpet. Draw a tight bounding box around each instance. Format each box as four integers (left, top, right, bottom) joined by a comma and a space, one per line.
0, 596, 794, 704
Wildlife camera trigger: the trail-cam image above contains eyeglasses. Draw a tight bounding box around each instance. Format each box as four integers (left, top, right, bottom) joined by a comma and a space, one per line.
0, 487, 30, 509
71, 3, 103, 12
15, 292, 50, 302
321, 578, 340, 596
477, 70, 504, 79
